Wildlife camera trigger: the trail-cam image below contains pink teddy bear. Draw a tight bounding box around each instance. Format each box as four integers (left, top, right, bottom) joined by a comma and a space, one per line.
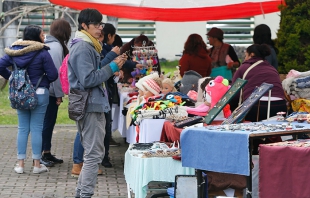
186, 76, 231, 117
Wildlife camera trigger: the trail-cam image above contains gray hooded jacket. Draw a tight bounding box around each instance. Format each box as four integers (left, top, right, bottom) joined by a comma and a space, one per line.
68, 38, 113, 113
45, 35, 64, 98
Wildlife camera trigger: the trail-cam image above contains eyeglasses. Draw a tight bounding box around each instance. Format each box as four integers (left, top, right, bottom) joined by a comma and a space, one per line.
88, 22, 105, 29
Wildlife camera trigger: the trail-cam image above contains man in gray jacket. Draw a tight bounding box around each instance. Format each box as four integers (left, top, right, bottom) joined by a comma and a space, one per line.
68, 9, 125, 198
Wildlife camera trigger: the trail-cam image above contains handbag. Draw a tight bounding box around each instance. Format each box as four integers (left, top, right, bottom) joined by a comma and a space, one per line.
68, 88, 91, 121
174, 116, 204, 128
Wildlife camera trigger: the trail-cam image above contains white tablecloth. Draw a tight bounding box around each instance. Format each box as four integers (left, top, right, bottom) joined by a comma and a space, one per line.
112, 91, 131, 137
124, 150, 195, 198
139, 119, 166, 143
126, 119, 166, 144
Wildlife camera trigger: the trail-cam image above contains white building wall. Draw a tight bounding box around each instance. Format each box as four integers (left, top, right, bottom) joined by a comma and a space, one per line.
156, 22, 206, 61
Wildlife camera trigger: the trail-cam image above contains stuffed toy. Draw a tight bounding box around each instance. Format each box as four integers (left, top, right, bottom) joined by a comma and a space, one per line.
186, 76, 231, 117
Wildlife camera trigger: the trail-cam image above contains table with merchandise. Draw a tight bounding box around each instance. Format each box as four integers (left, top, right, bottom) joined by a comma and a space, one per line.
124, 142, 195, 198
180, 121, 310, 198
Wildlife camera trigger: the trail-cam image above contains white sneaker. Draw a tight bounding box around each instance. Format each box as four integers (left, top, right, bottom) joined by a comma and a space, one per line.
33, 164, 49, 174
14, 165, 24, 174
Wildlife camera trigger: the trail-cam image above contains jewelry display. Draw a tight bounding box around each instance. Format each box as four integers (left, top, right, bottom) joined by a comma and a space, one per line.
131, 41, 159, 76
276, 112, 286, 121
285, 112, 309, 122
204, 122, 309, 132
266, 140, 310, 148
205, 78, 247, 124
174, 116, 204, 128
222, 82, 274, 125
129, 142, 180, 158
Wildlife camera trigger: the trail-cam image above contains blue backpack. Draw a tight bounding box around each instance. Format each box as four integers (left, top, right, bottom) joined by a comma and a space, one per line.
9, 53, 43, 110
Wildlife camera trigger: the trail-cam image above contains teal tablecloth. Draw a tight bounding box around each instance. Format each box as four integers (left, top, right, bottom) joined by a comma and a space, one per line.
124, 150, 195, 198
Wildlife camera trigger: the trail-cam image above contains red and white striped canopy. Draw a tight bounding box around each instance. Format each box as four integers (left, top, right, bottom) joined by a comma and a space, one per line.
49, 0, 284, 21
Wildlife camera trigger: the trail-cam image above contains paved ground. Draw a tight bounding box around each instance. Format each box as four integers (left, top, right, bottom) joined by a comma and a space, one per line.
0, 125, 166, 198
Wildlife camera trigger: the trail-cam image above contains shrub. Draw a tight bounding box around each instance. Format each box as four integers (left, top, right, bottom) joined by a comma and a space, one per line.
276, 0, 310, 73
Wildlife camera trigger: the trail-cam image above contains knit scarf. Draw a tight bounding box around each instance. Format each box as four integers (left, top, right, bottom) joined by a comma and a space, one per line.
76, 30, 102, 53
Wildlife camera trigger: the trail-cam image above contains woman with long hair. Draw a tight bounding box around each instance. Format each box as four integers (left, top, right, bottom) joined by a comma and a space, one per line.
179, 33, 212, 77
41, 18, 72, 166
253, 24, 278, 69
0, 25, 58, 173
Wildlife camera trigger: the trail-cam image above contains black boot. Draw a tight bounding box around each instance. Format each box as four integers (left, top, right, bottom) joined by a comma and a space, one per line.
101, 157, 112, 168
42, 153, 64, 164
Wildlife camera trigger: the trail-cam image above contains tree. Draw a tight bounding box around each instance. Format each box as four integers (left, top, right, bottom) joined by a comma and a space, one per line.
276, 0, 310, 73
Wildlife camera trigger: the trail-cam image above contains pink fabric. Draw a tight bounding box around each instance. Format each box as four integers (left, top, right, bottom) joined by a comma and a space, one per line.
286, 69, 300, 78
186, 103, 209, 116
187, 90, 198, 101
260, 144, 310, 198
59, 54, 69, 95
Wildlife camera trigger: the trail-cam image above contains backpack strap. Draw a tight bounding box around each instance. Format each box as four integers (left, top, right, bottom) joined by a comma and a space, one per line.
11, 50, 44, 90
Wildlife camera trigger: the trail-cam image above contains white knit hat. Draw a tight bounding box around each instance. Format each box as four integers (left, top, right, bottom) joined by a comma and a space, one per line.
135, 81, 146, 92
142, 78, 161, 95
135, 73, 159, 92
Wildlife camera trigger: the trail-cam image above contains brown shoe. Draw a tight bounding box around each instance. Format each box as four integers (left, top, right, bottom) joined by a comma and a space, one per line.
71, 163, 103, 177
97, 168, 103, 175
71, 163, 82, 177
110, 137, 120, 147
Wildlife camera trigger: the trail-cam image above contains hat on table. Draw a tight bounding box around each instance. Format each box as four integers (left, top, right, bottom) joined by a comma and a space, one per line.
142, 78, 161, 95
135, 73, 159, 92
180, 70, 202, 95
207, 27, 224, 40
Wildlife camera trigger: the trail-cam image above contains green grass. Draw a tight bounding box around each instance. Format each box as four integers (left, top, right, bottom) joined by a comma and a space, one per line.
0, 60, 179, 125
160, 60, 179, 77
0, 85, 74, 125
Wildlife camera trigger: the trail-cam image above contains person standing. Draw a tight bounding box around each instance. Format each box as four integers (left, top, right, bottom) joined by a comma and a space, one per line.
207, 27, 240, 80
41, 18, 72, 167
101, 23, 122, 167
71, 27, 121, 175
253, 24, 278, 69
0, 25, 58, 174
112, 34, 123, 48
179, 33, 212, 77
68, 9, 125, 197
120, 34, 161, 83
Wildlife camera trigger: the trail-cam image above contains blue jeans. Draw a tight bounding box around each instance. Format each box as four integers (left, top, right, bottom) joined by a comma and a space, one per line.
73, 111, 111, 164
42, 96, 59, 152
73, 131, 84, 164
17, 88, 49, 160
